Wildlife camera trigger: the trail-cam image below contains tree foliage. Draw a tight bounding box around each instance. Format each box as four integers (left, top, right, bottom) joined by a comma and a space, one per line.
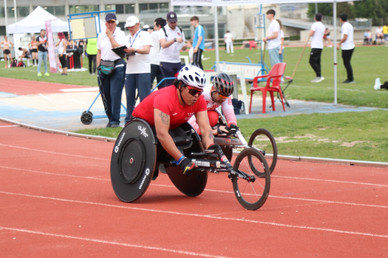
308, 0, 388, 25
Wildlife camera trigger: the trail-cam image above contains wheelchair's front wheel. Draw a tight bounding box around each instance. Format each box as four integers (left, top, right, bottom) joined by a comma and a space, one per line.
232, 148, 270, 210
248, 128, 278, 174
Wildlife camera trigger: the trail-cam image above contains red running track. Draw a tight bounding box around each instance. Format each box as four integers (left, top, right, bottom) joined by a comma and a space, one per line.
0, 77, 93, 95
1, 120, 388, 257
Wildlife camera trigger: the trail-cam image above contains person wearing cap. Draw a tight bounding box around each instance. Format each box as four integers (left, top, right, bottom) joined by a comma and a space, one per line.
159, 11, 186, 88
190, 16, 205, 69
122, 15, 153, 123
150, 17, 166, 88
131, 65, 227, 175
97, 13, 126, 128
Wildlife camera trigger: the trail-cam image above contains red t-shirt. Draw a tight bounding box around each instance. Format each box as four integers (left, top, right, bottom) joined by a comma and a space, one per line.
132, 86, 207, 129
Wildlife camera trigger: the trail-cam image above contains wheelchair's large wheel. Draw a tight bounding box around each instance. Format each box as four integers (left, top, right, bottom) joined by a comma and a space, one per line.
165, 166, 208, 197
110, 119, 157, 202
232, 148, 270, 210
164, 123, 208, 197
248, 128, 278, 174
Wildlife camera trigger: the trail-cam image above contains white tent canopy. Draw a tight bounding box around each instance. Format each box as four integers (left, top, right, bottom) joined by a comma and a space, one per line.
7, 6, 68, 34
172, 0, 357, 105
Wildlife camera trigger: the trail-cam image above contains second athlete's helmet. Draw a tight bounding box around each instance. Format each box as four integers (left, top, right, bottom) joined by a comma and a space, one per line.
177, 65, 207, 89
213, 73, 234, 97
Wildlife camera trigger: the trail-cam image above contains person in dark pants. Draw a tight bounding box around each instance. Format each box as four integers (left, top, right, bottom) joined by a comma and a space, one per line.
159, 11, 186, 88
97, 13, 126, 128
338, 13, 355, 84
86, 37, 98, 75
308, 13, 325, 83
190, 16, 205, 69
150, 17, 166, 88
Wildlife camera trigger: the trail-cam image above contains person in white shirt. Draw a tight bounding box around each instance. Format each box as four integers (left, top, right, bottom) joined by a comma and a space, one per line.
159, 11, 186, 88
150, 17, 166, 88
224, 30, 234, 54
309, 13, 326, 83
337, 13, 355, 84
263, 9, 281, 67
277, 19, 285, 63
123, 16, 153, 123
97, 13, 126, 128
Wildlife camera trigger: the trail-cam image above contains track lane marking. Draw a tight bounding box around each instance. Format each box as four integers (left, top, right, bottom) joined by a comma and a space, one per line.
1, 165, 388, 209
1, 190, 388, 239
0, 226, 226, 258
0, 143, 110, 161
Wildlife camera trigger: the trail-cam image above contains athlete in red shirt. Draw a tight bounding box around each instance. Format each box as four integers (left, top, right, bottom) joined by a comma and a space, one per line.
132, 65, 226, 174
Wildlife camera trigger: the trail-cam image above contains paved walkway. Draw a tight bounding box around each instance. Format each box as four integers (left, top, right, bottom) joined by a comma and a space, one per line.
0, 77, 380, 131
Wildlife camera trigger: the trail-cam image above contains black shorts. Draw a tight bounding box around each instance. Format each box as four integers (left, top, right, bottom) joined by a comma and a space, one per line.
3, 49, 10, 55
59, 55, 67, 68
31, 49, 38, 53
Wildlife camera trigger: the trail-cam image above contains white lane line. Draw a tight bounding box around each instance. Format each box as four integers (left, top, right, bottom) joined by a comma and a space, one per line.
0, 125, 18, 128
0, 143, 109, 161
0, 226, 226, 258
2, 165, 388, 210
273, 175, 388, 188
1, 191, 388, 239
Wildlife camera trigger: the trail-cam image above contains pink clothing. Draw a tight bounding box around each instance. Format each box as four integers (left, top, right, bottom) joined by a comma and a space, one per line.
188, 84, 237, 133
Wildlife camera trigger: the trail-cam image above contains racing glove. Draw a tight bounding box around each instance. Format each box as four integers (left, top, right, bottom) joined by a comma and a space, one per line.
177, 156, 196, 175
226, 124, 239, 135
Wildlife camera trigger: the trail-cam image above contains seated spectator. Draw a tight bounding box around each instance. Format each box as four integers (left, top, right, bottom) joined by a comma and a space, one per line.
18, 47, 32, 61
375, 26, 384, 43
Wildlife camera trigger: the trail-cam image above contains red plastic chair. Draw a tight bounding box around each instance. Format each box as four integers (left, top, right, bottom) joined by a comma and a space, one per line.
249, 62, 287, 114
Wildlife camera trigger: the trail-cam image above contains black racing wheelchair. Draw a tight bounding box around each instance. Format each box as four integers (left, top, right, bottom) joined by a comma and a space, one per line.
110, 118, 271, 210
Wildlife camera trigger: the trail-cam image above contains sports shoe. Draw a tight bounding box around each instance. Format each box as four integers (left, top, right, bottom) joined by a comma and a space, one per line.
374, 78, 381, 90
343, 79, 355, 84
44, 72, 50, 77
311, 77, 324, 83
37, 72, 42, 77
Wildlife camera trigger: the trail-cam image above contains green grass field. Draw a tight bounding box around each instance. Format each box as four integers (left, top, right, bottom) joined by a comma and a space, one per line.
1, 44, 387, 162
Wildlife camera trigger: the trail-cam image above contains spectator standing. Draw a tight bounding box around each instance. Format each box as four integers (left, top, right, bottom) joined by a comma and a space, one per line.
224, 30, 234, 54
150, 17, 166, 87
159, 11, 186, 88
190, 16, 205, 69
337, 13, 355, 84
382, 25, 388, 44
86, 37, 98, 75
0, 35, 13, 68
309, 13, 325, 83
123, 16, 153, 123
29, 35, 38, 66
263, 9, 281, 67
56, 32, 68, 75
97, 13, 126, 128
36, 29, 49, 76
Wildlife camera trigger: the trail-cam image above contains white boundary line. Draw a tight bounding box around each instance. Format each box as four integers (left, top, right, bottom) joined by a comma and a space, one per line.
1, 190, 388, 239
0, 226, 226, 258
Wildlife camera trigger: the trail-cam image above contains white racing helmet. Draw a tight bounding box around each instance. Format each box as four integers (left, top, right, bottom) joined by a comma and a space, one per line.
177, 65, 206, 89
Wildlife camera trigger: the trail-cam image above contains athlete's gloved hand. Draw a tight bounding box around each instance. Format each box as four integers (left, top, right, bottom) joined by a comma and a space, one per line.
226, 124, 239, 135
177, 157, 196, 175
216, 125, 229, 135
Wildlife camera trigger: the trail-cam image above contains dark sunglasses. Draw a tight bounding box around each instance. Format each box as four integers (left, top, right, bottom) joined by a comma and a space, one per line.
186, 85, 203, 96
